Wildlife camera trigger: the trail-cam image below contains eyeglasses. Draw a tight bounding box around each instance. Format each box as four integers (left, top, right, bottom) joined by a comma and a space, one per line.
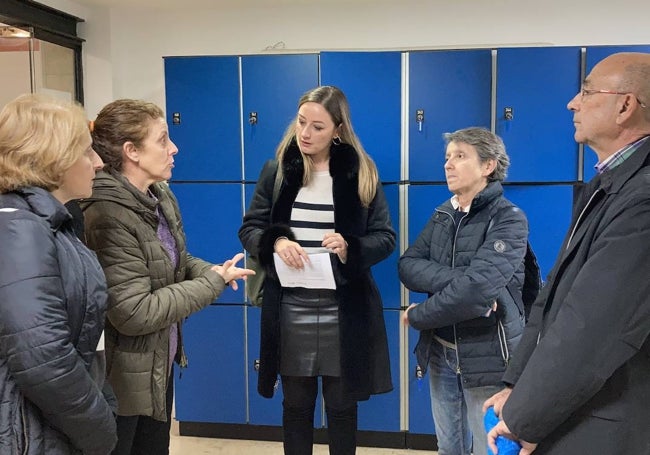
580, 88, 647, 109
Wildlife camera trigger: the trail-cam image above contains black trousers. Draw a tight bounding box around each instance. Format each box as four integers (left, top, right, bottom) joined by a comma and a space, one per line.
112, 373, 174, 455
281, 375, 358, 455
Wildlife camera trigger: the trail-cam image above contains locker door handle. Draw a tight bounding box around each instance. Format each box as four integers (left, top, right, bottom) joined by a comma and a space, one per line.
253, 359, 260, 371
249, 112, 258, 125
415, 109, 424, 132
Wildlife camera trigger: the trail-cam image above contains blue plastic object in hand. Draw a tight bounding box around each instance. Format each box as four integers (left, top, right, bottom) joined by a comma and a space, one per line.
484, 406, 522, 455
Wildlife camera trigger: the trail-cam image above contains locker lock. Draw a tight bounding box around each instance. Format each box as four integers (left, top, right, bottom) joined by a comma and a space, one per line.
253, 359, 260, 371
504, 107, 514, 121
172, 112, 181, 125
249, 112, 258, 125
415, 364, 423, 380
415, 109, 424, 132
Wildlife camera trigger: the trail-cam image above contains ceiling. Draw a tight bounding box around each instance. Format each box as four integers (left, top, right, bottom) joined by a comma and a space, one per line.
70, 0, 378, 8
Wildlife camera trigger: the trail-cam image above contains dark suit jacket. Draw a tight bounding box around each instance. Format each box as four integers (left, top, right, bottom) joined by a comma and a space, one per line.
501, 141, 650, 454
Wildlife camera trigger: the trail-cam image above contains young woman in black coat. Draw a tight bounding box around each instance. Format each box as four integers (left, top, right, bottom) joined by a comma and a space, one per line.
239, 86, 396, 455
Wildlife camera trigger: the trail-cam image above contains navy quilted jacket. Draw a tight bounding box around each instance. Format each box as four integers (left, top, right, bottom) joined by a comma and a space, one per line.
0, 187, 116, 454
399, 181, 529, 388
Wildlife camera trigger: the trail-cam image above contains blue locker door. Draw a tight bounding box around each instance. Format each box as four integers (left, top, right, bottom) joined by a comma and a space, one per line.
409, 50, 492, 182
246, 306, 284, 426
242, 54, 319, 181
503, 185, 574, 279
496, 47, 581, 182
164, 56, 241, 182
405, 184, 451, 436
357, 310, 401, 432
371, 184, 400, 309
405, 184, 454, 306
582, 45, 650, 182
175, 305, 246, 423
170, 182, 244, 304
320, 51, 402, 183
407, 324, 434, 435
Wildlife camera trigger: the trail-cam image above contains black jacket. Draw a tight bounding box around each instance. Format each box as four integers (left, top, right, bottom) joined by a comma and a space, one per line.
0, 187, 117, 454
501, 142, 650, 454
239, 141, 396, 400
399, 182, 529, 388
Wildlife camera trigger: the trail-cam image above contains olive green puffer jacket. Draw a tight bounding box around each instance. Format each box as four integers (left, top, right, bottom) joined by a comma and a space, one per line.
81, 170, 226, 421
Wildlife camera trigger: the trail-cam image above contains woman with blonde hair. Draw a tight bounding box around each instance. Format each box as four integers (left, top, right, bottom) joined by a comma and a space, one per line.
239, 86, 395, 455
0, 93, 117, 454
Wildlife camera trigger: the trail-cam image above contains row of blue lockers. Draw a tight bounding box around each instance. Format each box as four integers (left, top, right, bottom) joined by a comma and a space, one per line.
165, 44, 650, 187
165, 43, 648, 435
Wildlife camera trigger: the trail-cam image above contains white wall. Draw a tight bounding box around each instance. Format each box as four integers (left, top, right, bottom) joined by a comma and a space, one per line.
40, 0, 650, 118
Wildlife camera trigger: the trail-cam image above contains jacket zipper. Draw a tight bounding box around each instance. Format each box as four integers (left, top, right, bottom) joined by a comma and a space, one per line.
566, 188, 604, 249
440, 208, 466, 375
497, 319, 509, 365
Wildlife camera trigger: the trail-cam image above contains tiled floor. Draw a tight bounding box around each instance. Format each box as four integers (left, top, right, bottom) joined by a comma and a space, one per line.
169, 434, 436, 454
169, 422, 437, 454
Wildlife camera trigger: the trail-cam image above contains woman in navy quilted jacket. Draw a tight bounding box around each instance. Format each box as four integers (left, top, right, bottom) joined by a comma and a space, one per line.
0, 94, 117, 454
399, 127, 530, 455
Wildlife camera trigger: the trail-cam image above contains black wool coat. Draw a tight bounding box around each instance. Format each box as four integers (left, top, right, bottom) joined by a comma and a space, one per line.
502, 142, 650, 454
239, 141, 396, 400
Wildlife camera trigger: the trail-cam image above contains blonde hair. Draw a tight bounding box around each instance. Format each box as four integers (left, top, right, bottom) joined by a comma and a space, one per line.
275, 86, 378, 207
0, 93, 90, 193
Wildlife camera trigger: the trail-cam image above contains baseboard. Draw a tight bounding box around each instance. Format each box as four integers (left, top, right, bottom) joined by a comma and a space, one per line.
178, 422, 438, 451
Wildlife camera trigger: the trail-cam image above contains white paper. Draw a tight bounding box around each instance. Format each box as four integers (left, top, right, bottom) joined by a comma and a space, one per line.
96, 331, 105, 351
273, 252, 336, 289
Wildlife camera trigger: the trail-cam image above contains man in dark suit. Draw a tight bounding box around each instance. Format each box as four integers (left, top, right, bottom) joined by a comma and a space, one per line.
484, 52, 650, 454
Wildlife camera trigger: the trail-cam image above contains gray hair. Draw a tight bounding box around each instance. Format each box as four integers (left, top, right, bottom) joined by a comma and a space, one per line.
443, 127, 510, 182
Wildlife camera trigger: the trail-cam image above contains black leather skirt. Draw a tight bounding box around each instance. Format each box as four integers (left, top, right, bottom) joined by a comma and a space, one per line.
279, 287, 340, 377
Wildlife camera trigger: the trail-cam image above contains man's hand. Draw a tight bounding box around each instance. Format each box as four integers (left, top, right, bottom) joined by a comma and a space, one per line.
483, 387, 512, 417
486, 416, 537, 455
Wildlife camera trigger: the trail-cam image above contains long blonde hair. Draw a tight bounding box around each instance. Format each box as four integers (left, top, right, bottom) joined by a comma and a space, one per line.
275, 86, 378, 207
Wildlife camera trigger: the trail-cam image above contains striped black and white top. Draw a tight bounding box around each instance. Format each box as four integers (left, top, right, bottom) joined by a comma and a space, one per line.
290, 170, 335, 254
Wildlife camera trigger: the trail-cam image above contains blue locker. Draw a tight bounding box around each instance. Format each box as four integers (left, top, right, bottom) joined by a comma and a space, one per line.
242, 54, 319, 181
175, 305, 246, 423
164, 56, 241, 182
405, 184, 453, 306
246, 306, 284, 425
409, 50, 492, 182
407, 324, 435, 435
496, 47, 581, 182
357, 310, 401, 431
372, 184, 400, 309
320, 51, 402, 182
405, 184, 450, 436
169, 182, 245, 304
503, 185, 573, 280
582, 45, 650, 182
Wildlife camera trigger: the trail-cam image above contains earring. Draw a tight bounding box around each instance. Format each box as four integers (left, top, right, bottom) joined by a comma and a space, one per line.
332, 136, 341, 146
